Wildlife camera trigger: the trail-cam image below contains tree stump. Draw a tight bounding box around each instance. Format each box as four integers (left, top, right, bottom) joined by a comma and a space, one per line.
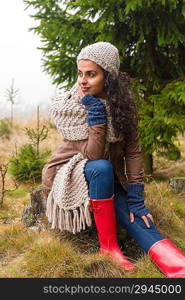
168, 177, 185, 193
21, 186, 50, 227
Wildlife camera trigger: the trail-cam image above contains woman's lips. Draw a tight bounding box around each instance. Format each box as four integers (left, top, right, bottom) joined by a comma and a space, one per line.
81, 87, 90, 92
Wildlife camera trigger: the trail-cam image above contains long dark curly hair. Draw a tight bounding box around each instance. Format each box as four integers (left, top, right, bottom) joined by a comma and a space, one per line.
104, 71, 138, 141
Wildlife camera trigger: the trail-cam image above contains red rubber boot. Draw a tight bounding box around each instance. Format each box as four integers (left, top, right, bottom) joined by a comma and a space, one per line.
148, 239, 185, 278
89, 196, 136, 272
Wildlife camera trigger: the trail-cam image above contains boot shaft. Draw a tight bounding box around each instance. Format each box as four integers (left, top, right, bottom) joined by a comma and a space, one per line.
89, 197, 119, 250
89, 197, 136, 272
149, 239, 185, 278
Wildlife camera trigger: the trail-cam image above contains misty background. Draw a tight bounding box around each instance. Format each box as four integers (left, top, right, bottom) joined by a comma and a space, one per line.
0, 1, 58, 120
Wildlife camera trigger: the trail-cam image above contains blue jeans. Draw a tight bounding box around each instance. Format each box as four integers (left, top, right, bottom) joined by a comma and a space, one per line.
84, 159, 164, 253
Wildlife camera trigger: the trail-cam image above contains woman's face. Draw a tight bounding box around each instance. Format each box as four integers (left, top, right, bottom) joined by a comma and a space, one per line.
77, 60, 105, 97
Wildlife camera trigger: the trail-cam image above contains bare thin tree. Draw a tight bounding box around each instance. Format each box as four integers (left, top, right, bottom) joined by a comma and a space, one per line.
0, 160, 19, 207
6, 78, 19, 127
0, 162, 8, 206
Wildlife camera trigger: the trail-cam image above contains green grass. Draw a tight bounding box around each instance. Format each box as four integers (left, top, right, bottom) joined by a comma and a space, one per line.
0, 224, 37, 255
6, 186, 28, 198
0, 187, 29, 224
1, 176, 185, 278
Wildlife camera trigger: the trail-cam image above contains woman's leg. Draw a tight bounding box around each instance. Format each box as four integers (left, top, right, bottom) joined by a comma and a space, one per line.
114, 181, 163, 253
84, 159, 135, 271
114, 180, 185, 278
84, 159, 114, 199
84, 159, 163, 253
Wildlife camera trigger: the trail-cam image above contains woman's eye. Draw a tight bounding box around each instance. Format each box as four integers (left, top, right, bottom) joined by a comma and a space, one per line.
89, 73, 95, 77
77, 72, 95, 77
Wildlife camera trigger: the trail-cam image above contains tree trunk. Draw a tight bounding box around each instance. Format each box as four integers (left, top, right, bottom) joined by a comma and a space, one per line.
143, 152, 153, 175
21, 186, 50, 227
11, 102, 13, 127
142, 88, 154, 176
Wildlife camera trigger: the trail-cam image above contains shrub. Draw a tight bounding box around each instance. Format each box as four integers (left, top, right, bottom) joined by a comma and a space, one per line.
9, 144, 50, 182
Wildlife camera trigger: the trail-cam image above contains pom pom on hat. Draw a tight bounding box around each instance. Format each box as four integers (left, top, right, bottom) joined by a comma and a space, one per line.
77, 41, 120, 76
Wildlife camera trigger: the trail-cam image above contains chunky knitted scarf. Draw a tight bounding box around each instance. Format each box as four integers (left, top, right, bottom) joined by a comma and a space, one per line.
46, 84, 122, 234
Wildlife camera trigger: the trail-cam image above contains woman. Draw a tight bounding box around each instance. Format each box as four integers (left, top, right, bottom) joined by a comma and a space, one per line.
42, 41, 185, 277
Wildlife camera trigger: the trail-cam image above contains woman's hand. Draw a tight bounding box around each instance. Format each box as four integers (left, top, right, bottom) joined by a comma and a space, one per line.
78, 87, 85, 98
79, 94, 107, 126
127, 183, 154, 228
129, 212, 154, 228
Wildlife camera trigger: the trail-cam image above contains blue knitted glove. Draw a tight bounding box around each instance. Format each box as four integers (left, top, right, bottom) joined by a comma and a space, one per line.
80, 94, 107, 126
127, 183, 150, 218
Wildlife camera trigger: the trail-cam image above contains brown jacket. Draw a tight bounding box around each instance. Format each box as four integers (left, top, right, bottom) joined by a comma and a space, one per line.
42, 123, 144, 190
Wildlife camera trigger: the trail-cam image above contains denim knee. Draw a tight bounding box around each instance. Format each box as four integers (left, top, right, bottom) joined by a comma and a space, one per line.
84, 159, 114, 199
84, 159, 114, 180
91, 159, 114, 177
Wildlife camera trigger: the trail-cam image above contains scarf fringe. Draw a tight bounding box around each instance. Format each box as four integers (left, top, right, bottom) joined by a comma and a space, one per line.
46, 190, 92, 234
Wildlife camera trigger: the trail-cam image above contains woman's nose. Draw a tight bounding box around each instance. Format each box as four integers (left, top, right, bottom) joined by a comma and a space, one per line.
80, 75, 87, 84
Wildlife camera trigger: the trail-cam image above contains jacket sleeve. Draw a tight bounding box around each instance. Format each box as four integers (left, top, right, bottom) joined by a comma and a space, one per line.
73, 123, 107, 160
124, 121, 144, 184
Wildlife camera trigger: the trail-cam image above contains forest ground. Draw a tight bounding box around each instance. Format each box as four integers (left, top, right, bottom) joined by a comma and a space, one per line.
0, 118, 185, 278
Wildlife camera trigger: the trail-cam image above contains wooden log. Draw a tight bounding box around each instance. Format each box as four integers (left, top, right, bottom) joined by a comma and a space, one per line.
21, 186, 50, 227
30, 186, 50, 215
168, 177, 185, 193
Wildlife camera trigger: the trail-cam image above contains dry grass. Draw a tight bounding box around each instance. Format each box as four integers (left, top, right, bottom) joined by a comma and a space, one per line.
145, 181, 185, 242
0, 118, 61, 160
0, 118, 185, 278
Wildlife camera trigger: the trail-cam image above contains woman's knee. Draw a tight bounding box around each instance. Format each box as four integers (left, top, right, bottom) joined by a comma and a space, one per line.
85, 159, 114, 177
95, 159, 113, 173
84, 159, 114, 198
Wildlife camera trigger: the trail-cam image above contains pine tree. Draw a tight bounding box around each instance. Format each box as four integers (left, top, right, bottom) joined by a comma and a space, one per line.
24, 0, 185, 173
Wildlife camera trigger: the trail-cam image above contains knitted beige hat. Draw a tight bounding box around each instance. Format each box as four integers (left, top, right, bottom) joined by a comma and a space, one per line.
77, 41, 120, 76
